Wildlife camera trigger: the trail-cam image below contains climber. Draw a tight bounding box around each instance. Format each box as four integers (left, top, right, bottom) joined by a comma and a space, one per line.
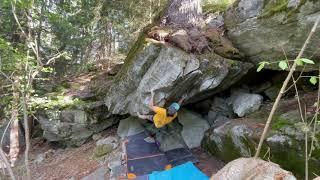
137, 90, 186, 128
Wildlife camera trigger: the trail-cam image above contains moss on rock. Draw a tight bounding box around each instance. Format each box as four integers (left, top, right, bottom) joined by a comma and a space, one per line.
202, 0, 236, 14
93, 144, 113, 158
203, 120, 320, 178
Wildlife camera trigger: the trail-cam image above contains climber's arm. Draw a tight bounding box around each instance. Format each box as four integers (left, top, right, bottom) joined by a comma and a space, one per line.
178, 94, 187, 106
149, 90, 154, 107
148, 90, 158, 112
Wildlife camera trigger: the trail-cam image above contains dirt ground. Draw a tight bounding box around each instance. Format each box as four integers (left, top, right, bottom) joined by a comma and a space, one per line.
1, 126, 224, 180
192, 148, 225, 177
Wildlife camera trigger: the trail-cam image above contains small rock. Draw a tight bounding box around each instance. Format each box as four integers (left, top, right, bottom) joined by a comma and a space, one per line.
267, 134, 292, 146
229, 92, 263, 117
212, 115, 231, 128
96, 136, 119, 150
93, 144, 113, 158
92, 133, 102, 141
209, 97, 234, 121
35, 154, 45, 164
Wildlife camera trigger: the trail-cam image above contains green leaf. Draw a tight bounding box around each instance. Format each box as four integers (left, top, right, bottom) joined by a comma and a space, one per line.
299, 58, 315, 64
278, 61, 288, 70
296, 59, 303, 66
41, 67, 54, 73
257, 62, 265, 72
310, 76, 317, 85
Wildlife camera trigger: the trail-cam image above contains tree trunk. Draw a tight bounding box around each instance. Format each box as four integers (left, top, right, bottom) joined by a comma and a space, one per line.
161, 0, 203, 28
8, 79, 19, 167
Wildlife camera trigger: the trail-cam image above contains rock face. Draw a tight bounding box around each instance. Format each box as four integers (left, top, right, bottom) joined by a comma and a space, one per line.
37, 101, 122, 146
202, 93, 320, 178
207, 97, 234, 126
178, 109, 210, 148
105, 37, 253, 116
117, 117, 145, 138
212, 158, 296, 180
224, 0, 320, 70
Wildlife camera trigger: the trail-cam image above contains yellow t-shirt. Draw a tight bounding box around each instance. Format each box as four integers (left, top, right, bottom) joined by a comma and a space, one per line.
152, 106, 177, 128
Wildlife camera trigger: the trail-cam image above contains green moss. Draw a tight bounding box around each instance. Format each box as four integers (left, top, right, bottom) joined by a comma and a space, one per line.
268, 138, 320, 179
202, 134, 242, 161
261, 0, 289, 18
203, 127, 320, 178
271, 115, 292, 130
93, 144, 113, 158
260, 0, 309, 19
31, 95, 88, 110
202, 0, 236, 14
202, 130, 267, 162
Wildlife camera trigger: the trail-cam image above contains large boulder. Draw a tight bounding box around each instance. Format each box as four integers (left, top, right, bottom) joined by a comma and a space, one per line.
202, 92, 320, 178
224, 0, 320, 70
105, 36, 253, 116
212, 158, 296, 180
37, 101, 122, 146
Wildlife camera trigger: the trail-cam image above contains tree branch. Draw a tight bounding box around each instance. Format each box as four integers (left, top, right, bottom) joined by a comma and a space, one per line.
254, 16, 320, 158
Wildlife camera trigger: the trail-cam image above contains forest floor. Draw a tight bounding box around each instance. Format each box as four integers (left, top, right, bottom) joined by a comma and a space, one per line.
3, 126, 224, 180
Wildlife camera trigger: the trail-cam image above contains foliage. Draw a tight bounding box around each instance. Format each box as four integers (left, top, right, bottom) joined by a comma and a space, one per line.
30, 95, 85, 111
256, 58, 317, 85
0, 0, 167, 119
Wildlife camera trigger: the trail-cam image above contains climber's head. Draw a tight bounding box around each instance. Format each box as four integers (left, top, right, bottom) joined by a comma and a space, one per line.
167, 102, 180, 116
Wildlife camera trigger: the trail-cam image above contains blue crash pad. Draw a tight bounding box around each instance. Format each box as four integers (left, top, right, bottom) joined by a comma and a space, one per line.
148, 162, 209, 180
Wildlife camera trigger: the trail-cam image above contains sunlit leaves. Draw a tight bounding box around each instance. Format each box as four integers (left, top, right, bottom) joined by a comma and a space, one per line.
296, 58, 315, 66
257, 61, 270, 72
300, 58, 315, 64
296, 59, 303, 66
41, 67, 54, 73
309, 76, 318, 85
278, 60, 288, 70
